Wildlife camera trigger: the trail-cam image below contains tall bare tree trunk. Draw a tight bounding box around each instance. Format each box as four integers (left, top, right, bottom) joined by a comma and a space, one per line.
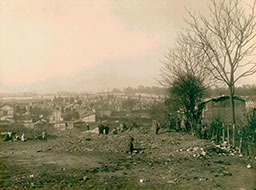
229, 84, 236, 147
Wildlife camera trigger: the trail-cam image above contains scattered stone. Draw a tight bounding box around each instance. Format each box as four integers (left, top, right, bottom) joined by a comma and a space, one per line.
80, 176, 89, 182
167, 180, 176, 184
201, 151, 206, 157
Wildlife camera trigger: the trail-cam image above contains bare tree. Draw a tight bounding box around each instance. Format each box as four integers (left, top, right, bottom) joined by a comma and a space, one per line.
160, 35, 210, 86
160, 35, 208, 135
186, 0, 256, 146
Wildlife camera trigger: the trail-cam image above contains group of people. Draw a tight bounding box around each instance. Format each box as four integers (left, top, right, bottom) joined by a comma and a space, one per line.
111, 123, 129, 135
96, 122, 137, 154
1, 130, 47, 142
1, 132, 26, 142
97, 122, 132, 135
98, 124, 109, 135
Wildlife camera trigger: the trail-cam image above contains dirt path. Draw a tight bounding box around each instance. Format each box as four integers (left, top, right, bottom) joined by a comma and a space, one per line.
0, 130, 255, 189
220, 160, 256, 190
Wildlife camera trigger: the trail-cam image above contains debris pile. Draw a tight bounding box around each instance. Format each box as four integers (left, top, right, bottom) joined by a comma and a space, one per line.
175, 146, 210, 159
210, 142, 238, 156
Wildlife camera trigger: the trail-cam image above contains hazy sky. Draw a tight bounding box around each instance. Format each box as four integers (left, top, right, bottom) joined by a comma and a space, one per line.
1, 0, 255, 92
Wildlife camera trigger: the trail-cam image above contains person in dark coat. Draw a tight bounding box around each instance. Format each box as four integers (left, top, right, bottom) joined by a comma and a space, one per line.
156, 123, 160, 135
129, 136, 134, 154
122, 123, 128, 131
98, 124, 104, 135
104, 126, 109, 135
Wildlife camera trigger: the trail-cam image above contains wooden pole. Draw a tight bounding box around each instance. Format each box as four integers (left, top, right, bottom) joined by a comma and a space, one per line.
239, 137, 242, 155
233, 124, 235, 147
222, 123, 225, 142
227, 125, 230, 144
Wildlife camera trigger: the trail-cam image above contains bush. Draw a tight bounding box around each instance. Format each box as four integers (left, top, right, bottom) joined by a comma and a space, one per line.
242, 110, 256, 143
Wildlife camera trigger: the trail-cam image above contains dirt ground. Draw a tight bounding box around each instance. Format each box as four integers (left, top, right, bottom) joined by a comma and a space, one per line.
0, 126, 255, 190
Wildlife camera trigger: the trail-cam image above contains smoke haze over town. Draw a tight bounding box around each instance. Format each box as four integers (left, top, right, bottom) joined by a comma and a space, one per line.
1, 0, 255, 93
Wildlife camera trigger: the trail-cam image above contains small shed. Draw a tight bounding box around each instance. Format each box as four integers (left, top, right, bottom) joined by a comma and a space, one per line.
200, 96, 246, 124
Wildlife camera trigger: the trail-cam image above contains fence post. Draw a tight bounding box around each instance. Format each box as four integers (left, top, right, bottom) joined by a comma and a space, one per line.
227, 125, 230, 144
222, 123, 225, 142
232, 124, 235, 147
239, 137, 242, 155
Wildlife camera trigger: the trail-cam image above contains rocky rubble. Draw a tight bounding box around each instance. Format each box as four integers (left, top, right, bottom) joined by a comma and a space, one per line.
211, 141, 238, 156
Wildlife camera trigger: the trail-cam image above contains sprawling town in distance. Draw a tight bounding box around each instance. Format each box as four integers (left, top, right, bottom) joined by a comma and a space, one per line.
0, 87, 165, 130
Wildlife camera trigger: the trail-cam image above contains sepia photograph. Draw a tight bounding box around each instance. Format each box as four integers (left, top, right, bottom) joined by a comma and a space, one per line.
0, 0, 256, 189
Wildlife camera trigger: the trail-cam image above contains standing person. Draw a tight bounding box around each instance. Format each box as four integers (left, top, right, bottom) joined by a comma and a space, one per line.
104, 126, 109, 135
21, 133, 26, 142
156, 123, 160, 135
129, 137, 134, 154
42, 130, 47, 141
98, 124, 104, 135
86, 124, 90, 130
122, 123, 128, 131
